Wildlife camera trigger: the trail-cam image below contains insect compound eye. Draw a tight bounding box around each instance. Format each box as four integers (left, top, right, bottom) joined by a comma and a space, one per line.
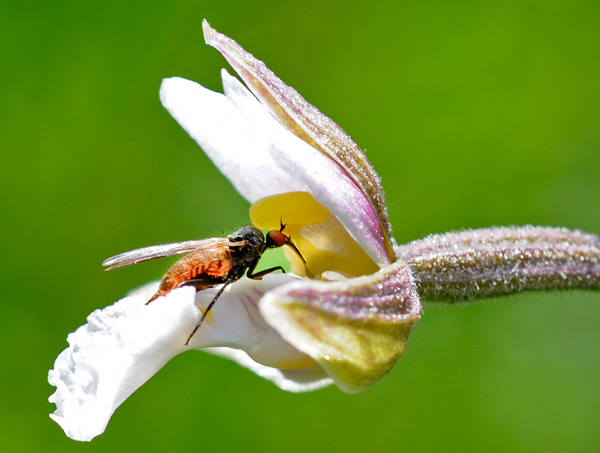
266, 230, 287, 248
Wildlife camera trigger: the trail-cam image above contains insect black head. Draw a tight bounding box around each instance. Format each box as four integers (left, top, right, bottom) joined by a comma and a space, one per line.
228, 226, 265, 246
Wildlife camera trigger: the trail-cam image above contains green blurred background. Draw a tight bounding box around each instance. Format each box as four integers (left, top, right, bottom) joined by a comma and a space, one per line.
2, 0, 599, 451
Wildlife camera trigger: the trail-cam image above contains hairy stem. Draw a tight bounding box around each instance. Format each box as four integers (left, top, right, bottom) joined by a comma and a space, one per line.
395, 226, 600, 303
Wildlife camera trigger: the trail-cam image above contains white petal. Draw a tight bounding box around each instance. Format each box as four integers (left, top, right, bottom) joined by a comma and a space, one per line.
160, 75, 305, 202
48, 285, 198, 442
48, 275, 326, 441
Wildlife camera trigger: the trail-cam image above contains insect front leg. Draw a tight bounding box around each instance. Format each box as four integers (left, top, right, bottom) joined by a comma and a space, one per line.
246, 257, 286, 280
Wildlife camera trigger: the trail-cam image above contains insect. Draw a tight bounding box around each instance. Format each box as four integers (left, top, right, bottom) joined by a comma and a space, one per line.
102, 222, 305, 344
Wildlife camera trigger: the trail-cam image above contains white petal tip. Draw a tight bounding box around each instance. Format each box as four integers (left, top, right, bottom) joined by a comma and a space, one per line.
47, 286, 198, 441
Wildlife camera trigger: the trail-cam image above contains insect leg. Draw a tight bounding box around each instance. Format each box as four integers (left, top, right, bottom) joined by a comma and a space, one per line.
246, 266, 286, 280
184, 280, 231, 346
243, 255, 286, 280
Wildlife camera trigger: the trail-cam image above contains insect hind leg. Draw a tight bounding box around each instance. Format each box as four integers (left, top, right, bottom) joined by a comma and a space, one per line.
184, 280, 231, 345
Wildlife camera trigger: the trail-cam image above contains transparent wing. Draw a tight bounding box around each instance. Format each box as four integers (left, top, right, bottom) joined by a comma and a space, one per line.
102, 238, 244, 271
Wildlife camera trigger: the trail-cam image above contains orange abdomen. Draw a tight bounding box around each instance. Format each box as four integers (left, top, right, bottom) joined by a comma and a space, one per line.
149, 247, 234, 302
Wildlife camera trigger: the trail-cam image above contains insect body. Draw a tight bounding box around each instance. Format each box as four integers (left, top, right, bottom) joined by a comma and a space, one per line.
102, 224, 305, 344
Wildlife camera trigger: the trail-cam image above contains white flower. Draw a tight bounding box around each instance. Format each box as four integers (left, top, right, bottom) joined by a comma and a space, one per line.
49, 19, 600, 443
48, 20, 422, 442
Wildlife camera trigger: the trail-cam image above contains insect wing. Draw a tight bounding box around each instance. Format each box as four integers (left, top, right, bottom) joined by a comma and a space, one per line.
102, 238, 245, 270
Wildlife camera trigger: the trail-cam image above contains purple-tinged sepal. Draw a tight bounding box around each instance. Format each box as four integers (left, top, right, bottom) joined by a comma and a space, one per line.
261, 260, 422, 392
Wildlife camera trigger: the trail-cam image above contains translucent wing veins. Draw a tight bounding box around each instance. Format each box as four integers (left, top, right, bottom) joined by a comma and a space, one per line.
102, 238, 247, 271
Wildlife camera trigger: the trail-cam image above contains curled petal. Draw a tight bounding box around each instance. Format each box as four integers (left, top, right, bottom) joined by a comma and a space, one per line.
397, 226, 600, 302
260, 260, 422, 392
202, 19, 395, 264
48, 275, 328, 441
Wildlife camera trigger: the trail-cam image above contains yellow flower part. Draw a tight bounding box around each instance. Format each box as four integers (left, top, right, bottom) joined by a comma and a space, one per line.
250, 192, 380, 279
